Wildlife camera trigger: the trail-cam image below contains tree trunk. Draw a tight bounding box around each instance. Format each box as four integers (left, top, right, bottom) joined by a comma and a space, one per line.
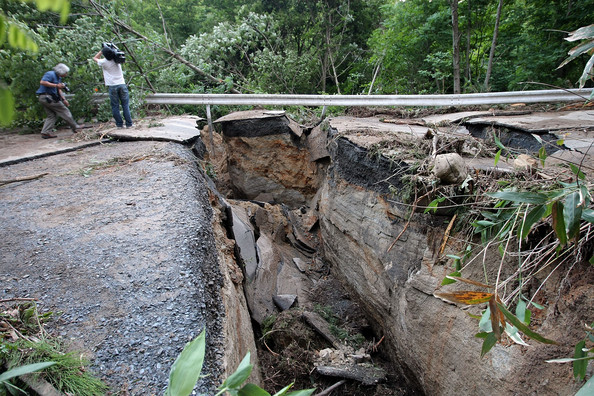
465, 0, 472, 83
450, 0, 461, 94
484, 0, 503, 91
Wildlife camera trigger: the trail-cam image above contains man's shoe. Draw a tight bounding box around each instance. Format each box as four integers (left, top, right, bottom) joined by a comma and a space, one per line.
41, 133, 57, 139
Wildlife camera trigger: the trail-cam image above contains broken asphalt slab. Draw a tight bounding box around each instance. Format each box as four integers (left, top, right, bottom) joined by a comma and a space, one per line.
0, 115, 201, 166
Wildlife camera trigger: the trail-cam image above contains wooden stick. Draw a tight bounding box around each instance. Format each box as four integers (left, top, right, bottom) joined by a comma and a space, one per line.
313, 380, 346, 396
0, 173, 48, 186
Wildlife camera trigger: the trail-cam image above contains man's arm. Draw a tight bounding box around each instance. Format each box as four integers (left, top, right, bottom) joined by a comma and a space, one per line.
39, 80, 64, 90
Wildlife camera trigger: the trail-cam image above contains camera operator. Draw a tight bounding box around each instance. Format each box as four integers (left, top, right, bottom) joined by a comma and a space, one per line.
93, 44, 133, 129
35, 63, 83, 139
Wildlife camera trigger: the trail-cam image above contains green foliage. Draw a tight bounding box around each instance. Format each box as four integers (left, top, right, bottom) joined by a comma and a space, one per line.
166, 330, 315, 396
547, 323, 594, 394
0, 361, 56, 394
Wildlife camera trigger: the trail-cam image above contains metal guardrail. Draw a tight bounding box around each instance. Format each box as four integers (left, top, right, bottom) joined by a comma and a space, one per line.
139, 88, 593, 107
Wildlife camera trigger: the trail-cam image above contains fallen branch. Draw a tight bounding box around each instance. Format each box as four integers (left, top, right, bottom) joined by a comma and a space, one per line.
0, 173, 48, 186
313, 380, 346, 396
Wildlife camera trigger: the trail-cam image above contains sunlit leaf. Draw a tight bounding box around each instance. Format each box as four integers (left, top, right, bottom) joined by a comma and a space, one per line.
220, 352, 253, 390
546, 356, 594, 364
538, 146, 547, 166
0, 362, 56, 381
496, 302, 557, 344
441, 271, 461, 286
487, 191, 548, 205
479, 308, 492, 332
575, 374, 594, 396
434, 291, 493, 305
285, 390, 316, 396
424, 196, 445, 214
494, 149, 501, 166
515, 298, 529, 325
238, 383, 271, 396
493, 133, 505, 150
564, 24, 594, 42
552, 201, 567, 246
166, 330, 206, 396
0, 86, 15, 126
573, 340, 588, 380
505, 323, 530, 346
578, 55, 594, 88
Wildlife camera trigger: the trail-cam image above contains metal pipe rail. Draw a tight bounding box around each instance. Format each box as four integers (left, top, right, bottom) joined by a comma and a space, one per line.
141, 88, 593, 107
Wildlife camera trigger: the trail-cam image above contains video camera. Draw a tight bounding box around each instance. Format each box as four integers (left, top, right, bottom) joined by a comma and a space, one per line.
101, 42, 126, 64
62, 83, 70, 93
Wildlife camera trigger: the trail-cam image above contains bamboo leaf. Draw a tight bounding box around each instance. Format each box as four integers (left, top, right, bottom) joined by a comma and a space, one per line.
565, 24, 594, 42
515, 298, 530, 325
166, 330, 206, 396
583, 209, 594, 223
569, 164, 586, 180
441, 271, 461, 286
285, 390, 317, 396
479, 332, 498, 358
0, 362, 56, 381
239, 384, 271, 396
424, 197, 445, 214
564, 192, 583, 240
444, 276, 492, 289
573, 340, 588, 380
575, 375, 594, 396
489, 296, 503, 341
493, 133, 506, 150
494, 149, 501, 166
518, 204, 546, 240
487, 191, 548, 205
220, 352, 253, 390
578, 55, 594, 89
546, 356, 594, 364
434, 291, 493, 305
552, 201, 567, 246
496, 302, 557, 344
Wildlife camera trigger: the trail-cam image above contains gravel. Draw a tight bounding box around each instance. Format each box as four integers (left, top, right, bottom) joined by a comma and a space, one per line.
0, 140, 225, 394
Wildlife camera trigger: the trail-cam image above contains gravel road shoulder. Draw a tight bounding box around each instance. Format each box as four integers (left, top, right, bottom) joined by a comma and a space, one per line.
0, 139, 224, 394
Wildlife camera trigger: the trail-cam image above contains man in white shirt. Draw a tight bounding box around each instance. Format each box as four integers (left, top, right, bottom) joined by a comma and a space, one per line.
93, 44, 133, 128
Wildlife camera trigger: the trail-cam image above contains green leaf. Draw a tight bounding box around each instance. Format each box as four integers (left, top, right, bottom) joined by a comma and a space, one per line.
441, 271, 461, 286
494, 149, 501, 166
166, 330, 206, 396
582, 208, 594, 223
479, 308, 492, 333
552, 202, 567, 246
546, 356, 594, 364
496, 302, 557, 344
564, 192, 583, 240
0, 362, 56, 381
493, 133, 505, 150
538, 146, 547, 166
0, 85, 15, 126
220, 352, 253, 391
518, 205, 546, 240
487, 191, 548, 205
578, 55, 594, 89
575, 374, 594, 396
530, 301, 545, 310
285, 390, 316, 396
424, 196, 445, 214
480, 332, 498, 357
569, 164, 586, 180
238, 383, 271, 396
0, 16, 6, 46
573, 340, 588, 380
565, 24, 594, 42
515, 298, 531, 325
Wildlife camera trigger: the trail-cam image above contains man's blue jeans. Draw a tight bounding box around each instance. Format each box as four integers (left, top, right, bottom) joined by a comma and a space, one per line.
108, 84, 133, 127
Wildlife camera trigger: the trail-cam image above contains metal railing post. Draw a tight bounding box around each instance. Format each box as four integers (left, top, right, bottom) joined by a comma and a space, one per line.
206, 105, 215, 157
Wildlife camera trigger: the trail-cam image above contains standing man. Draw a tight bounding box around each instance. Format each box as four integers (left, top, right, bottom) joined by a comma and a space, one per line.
93, 43, 133, 128
36, 63, 82, 139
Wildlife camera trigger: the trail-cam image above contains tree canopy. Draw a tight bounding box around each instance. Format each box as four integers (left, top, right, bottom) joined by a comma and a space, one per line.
0, 0, 593, 125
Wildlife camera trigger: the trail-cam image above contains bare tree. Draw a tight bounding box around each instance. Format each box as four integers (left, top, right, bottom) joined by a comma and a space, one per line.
484, 0, 503, 91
